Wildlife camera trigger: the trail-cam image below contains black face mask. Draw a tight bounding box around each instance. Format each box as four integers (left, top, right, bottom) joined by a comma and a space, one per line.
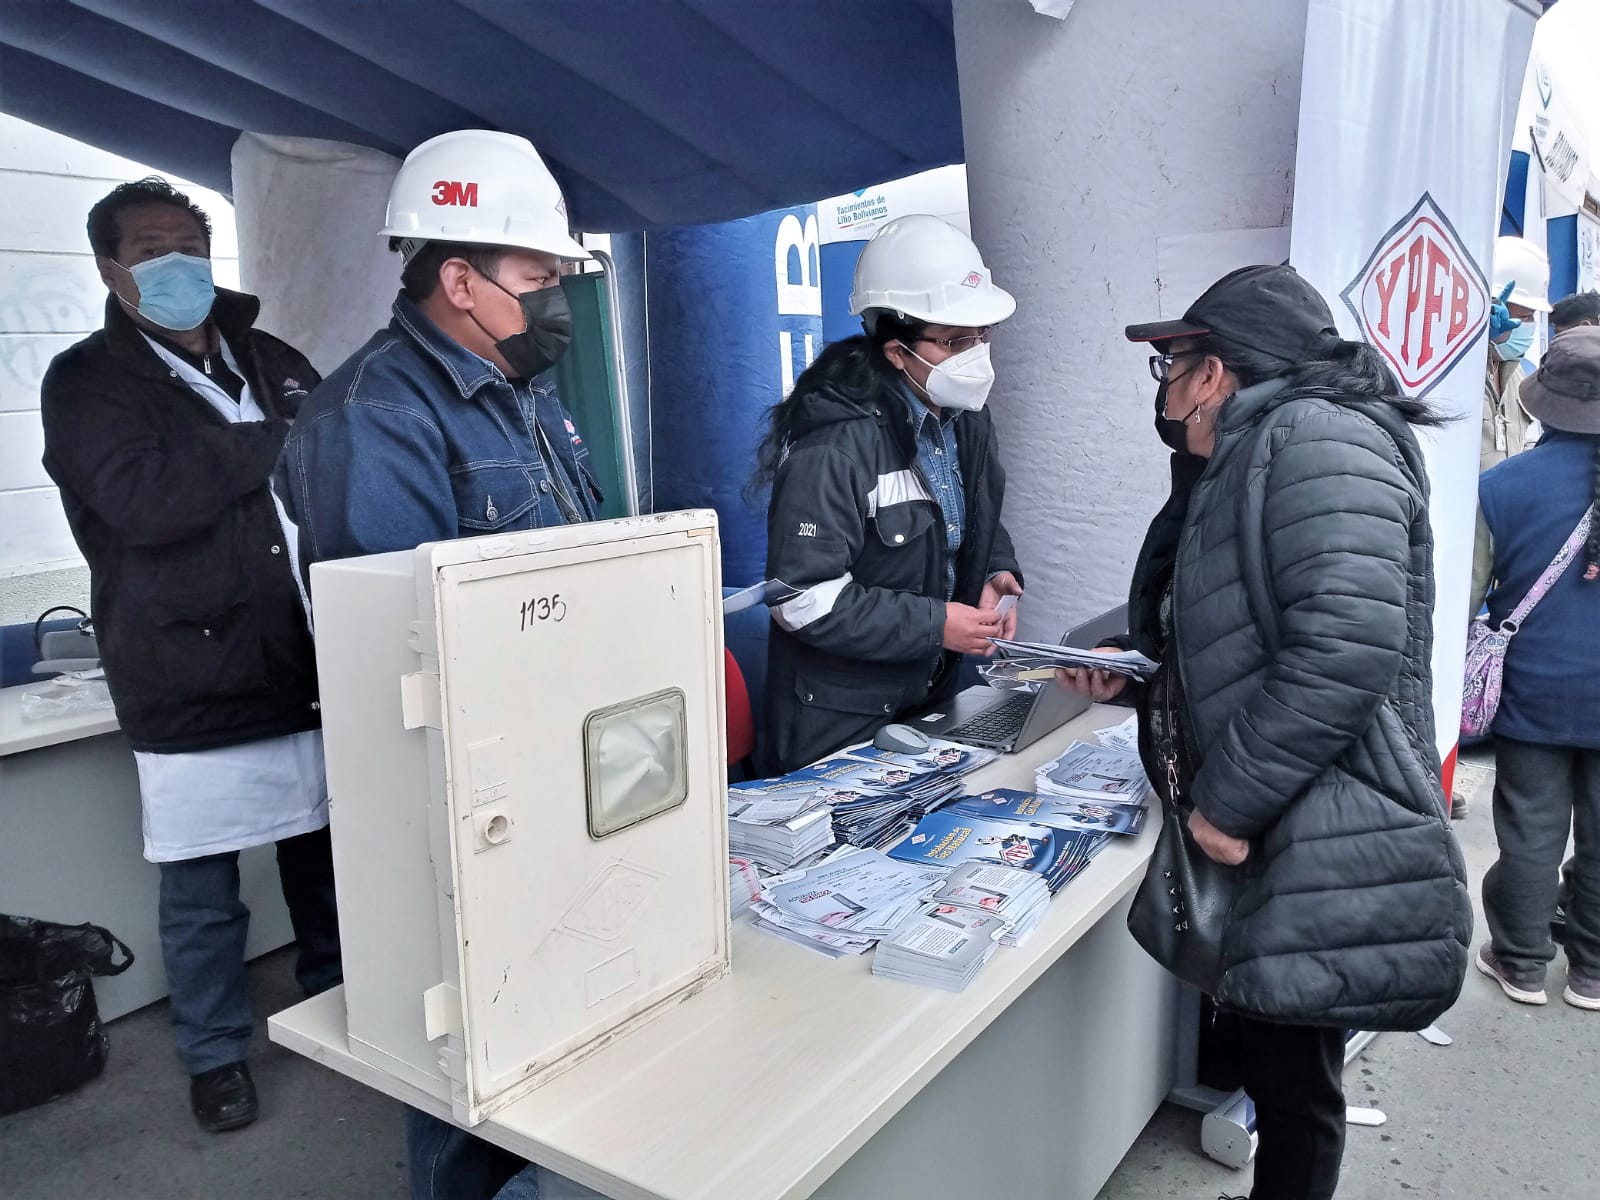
477, 274, 573, 379
1154, 382, 1192, 454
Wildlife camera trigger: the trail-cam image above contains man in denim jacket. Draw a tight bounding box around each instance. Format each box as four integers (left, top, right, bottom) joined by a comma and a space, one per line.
282, 129, 602, 1200
284, 130, 601, 571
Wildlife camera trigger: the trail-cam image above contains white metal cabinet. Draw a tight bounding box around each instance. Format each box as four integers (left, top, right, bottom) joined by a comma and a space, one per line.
311, 512, 730, 1127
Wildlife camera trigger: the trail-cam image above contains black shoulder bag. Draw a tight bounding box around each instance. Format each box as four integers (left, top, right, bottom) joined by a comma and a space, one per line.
1125, 656, 1238, 996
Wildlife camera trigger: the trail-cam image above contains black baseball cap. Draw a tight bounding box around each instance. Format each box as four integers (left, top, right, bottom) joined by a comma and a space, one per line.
1125, 264, 1341, 362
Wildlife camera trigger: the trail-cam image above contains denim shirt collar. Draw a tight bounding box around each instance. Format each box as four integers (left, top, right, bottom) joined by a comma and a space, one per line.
895, 378, 959, 438
390, 292, 511, 401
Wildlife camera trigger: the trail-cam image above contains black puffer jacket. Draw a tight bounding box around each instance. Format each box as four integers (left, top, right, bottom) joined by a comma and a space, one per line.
761, 375, 1019, 773
1128, 379, 1471, 1031
41, 291, 322, 753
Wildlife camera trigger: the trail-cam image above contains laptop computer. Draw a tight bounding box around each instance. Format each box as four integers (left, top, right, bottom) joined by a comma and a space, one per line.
909, 604, 1130, 754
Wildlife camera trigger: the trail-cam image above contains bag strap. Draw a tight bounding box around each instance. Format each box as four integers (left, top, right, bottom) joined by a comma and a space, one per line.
1502, 510, 1595, 630
78, 924, 135, 977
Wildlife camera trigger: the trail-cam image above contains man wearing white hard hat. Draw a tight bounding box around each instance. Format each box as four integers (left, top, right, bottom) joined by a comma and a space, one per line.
284, 130, 602, 572
751, 215, 1024, 772
1483, 235, 1551, 471
282, 129, 603, 1200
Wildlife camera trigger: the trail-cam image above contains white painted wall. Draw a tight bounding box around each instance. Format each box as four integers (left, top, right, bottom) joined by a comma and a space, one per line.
0, 114, 237, 622
953, 0, 1308, 637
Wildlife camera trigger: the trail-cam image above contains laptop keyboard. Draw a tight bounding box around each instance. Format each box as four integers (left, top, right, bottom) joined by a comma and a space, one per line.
946, 694, 1034, 745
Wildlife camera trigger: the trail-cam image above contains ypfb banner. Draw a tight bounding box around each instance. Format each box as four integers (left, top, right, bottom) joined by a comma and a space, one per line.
1288, 0, 1537, 776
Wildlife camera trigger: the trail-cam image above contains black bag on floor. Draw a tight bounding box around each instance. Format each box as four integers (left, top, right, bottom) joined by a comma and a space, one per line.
0, 913, 133, 1116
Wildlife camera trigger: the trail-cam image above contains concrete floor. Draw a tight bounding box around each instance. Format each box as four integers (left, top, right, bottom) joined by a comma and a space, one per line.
2, 754, 1594, 1200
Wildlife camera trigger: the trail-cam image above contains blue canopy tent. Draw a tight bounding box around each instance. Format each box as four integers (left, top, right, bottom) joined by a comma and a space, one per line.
0, 0, 964, 231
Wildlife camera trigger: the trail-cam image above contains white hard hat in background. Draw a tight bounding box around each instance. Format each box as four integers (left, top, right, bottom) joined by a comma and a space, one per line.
380, 129, 590, 261
849, 214, 1016, 328
1493, 236, 1552, 313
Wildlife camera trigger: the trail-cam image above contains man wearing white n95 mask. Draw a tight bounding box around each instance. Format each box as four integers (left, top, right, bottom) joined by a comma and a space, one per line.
750, 215, 1025, 772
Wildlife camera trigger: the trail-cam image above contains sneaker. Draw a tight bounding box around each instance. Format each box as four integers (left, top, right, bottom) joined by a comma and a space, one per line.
190, 1061, 258, 1132
1564, 969, 1600, 1011
1475, 942, 1548, 1005
1450, 791, 1468, 820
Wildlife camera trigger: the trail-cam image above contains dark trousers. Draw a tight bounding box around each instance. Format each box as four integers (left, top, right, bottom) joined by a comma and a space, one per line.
1483, 738, 1600, 976
157, 825, 342, 1075
405, 1109, 531, 1200
1228, 1015, 1346, 1200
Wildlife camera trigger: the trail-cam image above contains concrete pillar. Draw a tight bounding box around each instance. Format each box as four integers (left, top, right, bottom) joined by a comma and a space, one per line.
953, 0, 1308, 635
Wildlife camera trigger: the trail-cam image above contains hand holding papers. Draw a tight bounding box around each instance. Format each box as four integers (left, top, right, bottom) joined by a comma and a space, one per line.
986, 637, 1158, 682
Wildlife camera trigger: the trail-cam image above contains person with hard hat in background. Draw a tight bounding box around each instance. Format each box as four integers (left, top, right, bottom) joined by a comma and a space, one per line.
1461, 237, 1554, 820
282, 130, 602, 1200
1482, 235, 1551, 472
283, 129, 601, 572
750, 215, 1024, 773
41, 177, 340, 1135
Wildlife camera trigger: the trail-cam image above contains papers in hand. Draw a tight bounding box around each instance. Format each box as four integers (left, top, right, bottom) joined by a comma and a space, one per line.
985, 638, 1158, 681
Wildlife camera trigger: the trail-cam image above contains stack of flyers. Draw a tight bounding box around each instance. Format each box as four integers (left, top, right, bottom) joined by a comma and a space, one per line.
1035, 741, 1152, 804
726, 790, 835, 873
1094, 713, 1141, 754
728, 856, 764, 918
871, 906, 1009, 992
781, 754, 964, 849
750, 846, 941, 958
928, 861, 1053, 947
947, 787, 1147, 836
887, 808, 1109, 894
840, 737, 999, 779
788, 754, 960, 806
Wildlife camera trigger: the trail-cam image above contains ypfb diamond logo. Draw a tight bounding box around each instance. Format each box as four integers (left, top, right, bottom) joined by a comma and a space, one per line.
1340, 192, 1488, 398
961, 271, 983, 288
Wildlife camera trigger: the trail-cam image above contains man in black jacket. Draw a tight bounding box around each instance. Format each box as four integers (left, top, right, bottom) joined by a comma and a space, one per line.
755, 216, 1023, 772
40, 178, 340, 1133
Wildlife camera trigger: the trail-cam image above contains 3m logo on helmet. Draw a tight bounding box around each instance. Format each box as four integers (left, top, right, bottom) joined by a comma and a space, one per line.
431, 180, 479, 207
1340, 192, 1487, 397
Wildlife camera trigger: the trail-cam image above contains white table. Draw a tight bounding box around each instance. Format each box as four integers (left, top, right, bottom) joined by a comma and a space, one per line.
271, 707, 1180, 1200
0, 681, 296, 1021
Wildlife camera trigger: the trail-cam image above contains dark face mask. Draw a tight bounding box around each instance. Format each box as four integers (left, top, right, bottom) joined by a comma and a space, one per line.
479, 274, 573, 379
1154, 382, 1192, 454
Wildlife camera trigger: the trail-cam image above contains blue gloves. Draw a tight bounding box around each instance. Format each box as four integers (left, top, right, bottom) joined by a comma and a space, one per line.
1489, 281, 1521, 340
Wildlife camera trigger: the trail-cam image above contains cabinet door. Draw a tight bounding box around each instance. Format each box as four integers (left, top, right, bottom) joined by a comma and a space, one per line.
428, 520, 729, 1124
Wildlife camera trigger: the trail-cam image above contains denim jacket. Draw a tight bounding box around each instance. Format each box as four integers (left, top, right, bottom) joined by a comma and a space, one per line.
283, 293, 601, 571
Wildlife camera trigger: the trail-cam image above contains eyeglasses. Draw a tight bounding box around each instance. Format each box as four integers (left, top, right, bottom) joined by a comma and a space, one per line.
1149, 351, 1202, 382
917, 328, 992, 354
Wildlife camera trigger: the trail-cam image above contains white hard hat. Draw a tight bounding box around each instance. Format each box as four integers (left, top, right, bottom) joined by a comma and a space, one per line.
380, 129, 589, 261
1493, 236, 1551, 313
849, 215, 1016, 328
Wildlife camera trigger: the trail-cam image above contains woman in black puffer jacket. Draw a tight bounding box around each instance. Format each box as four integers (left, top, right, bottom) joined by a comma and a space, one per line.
1059, 265, 1471, 1200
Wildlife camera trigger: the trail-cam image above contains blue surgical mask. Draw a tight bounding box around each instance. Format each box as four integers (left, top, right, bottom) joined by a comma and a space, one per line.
115, 252, 216, 331
1493, 321, 1535, 362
